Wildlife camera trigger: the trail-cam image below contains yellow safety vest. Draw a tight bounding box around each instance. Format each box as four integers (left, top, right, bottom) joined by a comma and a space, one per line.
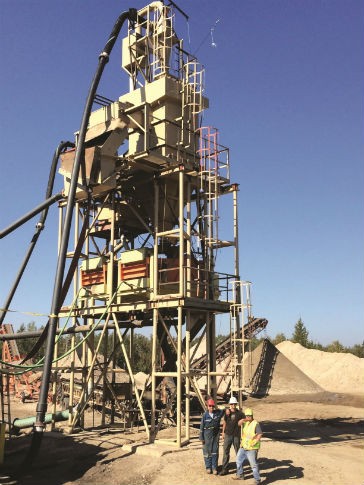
241, 420, 261, 450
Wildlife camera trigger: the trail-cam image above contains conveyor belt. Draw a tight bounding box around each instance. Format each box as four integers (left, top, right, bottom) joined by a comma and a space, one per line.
191, 317, 268, 371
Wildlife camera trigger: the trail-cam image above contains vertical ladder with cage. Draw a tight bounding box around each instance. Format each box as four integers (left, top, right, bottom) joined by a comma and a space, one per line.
198, 127, 219, 259
181, 59, 204, 151
150, 4, 175, 79
197, 127, 230, 268
230, 281, 253, 396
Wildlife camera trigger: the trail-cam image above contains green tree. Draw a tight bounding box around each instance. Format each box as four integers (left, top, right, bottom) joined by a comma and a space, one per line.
325, 340, 344, 353
16, 321, 45, 360
216, 334, 228, 345
307, 339, 324, 350
117, 334, 152, 374
250, 336, 265, 351
272, 333, 286, 345
347, 341, 364, 358
291, 318, 309, 347
57, 332, 82, 358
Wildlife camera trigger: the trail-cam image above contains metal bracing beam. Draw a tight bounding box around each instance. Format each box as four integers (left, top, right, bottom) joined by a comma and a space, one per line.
156, 310, 206, 412
190, 327, 206, 364
111, 313, 150, 441
70, 314, 126, 428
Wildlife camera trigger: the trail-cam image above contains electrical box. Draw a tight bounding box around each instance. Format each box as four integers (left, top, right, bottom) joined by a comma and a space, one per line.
80, 257, 108, 298
117, 248, 153, 301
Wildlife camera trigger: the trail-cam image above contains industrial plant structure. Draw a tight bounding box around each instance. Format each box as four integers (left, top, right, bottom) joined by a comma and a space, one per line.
0, 1, 267, 448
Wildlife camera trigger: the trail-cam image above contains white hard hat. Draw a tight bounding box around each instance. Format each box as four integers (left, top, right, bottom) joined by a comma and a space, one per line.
229, 396, 238, 404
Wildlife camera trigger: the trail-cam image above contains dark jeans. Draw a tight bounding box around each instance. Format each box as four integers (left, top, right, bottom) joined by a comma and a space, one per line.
221, 434, 240, 471
203, 432, 220, 470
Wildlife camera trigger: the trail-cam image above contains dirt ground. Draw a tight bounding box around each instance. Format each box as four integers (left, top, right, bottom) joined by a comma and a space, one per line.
2, 391, 363, 485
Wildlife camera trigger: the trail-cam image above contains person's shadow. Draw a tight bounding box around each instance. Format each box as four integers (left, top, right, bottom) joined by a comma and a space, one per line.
242, 457, 304, 483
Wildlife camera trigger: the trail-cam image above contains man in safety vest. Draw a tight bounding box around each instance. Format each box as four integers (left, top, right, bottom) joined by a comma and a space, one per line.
232, 408, 263, 483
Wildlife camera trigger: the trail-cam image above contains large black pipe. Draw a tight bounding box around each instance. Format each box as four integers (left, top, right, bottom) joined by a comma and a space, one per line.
0, 142, 74, 327
0, 192, 63, 240
28, 8, 137, 462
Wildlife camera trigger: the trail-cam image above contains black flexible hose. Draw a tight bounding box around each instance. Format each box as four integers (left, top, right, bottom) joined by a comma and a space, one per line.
17, 205, 90, 364
42, 141, 75, 220
0, 141, 73, 326
26, 7, 137, 465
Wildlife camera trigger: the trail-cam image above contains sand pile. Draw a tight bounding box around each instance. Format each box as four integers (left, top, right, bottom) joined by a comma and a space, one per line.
245, 340, 323, 395
193, 339, 323, 396
277, 341, 364, 394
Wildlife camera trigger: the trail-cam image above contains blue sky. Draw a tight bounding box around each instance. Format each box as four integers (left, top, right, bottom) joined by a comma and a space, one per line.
0, 1, 363, 347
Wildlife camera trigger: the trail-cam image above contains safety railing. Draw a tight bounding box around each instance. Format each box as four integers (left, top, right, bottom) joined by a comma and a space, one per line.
157, 264, 236, 302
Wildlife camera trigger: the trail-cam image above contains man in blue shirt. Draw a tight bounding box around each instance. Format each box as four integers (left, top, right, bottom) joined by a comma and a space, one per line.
199, 398, 225, 474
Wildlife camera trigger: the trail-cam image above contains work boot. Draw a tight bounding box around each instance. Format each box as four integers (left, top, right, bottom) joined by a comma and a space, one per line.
206, 469, 212, 474
213, 469, 218, 475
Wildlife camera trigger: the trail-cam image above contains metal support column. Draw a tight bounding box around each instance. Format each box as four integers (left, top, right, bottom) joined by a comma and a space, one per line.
151, 307, 158, 440
179, 168, 185, 296
176, 305, 183, 446
185, 310, 191, 440
186, 179, 191, 297
206, 312, 211, 397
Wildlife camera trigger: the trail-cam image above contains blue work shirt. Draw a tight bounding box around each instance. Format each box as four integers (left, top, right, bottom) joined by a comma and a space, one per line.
199, 409, 225, 441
